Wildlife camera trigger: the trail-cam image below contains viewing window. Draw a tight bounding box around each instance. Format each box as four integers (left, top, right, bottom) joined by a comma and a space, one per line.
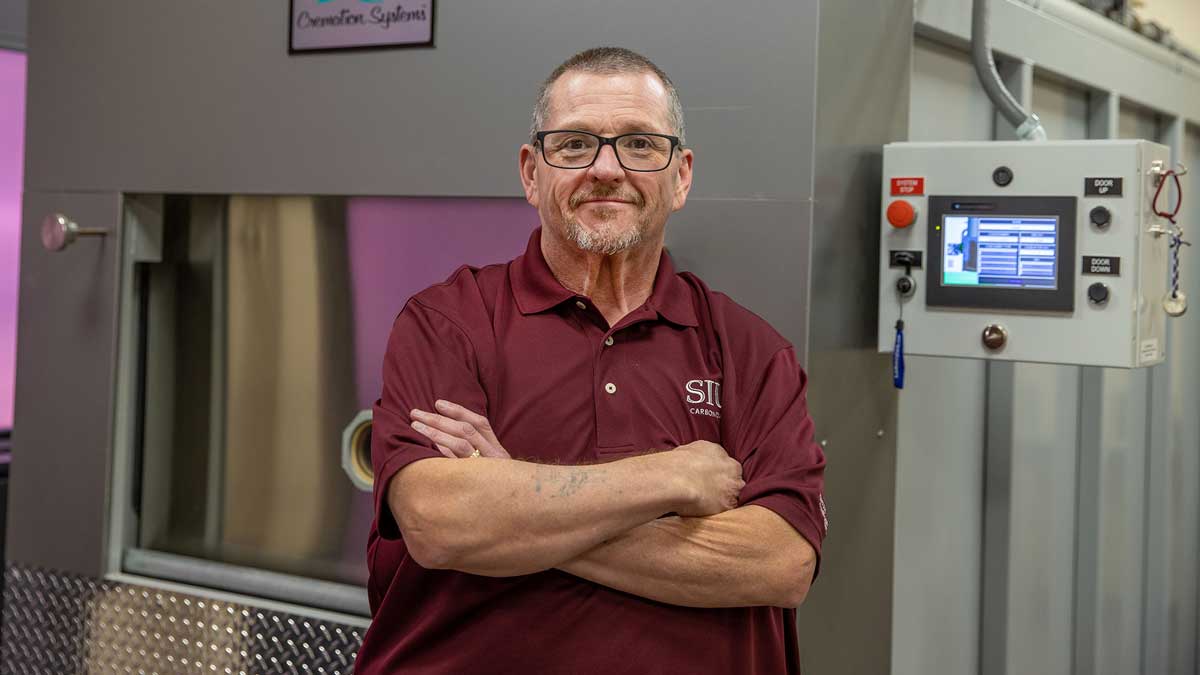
128, 195, 534, 612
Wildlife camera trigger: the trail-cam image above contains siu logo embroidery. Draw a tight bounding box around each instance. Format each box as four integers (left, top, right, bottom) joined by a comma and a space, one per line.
685, 379, 722, 419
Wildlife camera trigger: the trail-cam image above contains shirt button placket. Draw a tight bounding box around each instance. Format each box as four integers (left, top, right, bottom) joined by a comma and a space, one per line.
595, 318, 628, 451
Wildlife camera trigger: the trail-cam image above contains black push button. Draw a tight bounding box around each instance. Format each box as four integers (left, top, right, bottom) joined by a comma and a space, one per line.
1090, 206, 1111, 228
1087, 282, 1110, 306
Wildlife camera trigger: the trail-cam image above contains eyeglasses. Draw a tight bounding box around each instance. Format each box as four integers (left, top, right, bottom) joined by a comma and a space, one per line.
534, 130, 681, 172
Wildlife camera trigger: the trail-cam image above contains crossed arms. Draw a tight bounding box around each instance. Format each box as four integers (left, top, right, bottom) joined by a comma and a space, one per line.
386, 400, 818, 609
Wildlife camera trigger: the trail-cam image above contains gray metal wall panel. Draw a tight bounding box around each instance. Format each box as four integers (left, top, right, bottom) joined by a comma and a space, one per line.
1001, 364, 1079, 675
910, 39, 994, 142
1033, 76, 1090, 141
0, 0, 24, 50
808, 0, 912, 353
909, 6, 1200, 673
668, 200, 812, 350
973, 57, 1083, 675
1078, 105, 1160, 675
889, 37, 988, 675
796, 0, 912, 670
901, 35, 1152, 675
1174, 123, 1200, 675
992, 75, 1086, 675
7, 192, 123, 577
903, 7, 1200, 675
23, 1, 818, 203
915, 0, 1200, 119
1085, 369, 1150, 675
1180, 124, 1200, 675
1119, 105, 1163, 143
1144, 122, 1200, 675
892, 353, 985, 675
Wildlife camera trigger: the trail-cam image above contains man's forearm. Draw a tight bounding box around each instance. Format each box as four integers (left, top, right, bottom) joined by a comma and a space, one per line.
389, 454, 690, 577
557, 505, 816, 609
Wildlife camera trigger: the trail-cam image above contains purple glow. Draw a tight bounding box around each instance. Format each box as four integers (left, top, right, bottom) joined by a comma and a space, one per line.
342, 197, 536, 556
346, 198, 537, 408
0, 50, 26, 431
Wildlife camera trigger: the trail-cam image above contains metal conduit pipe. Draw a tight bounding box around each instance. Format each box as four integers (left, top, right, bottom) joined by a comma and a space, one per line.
1016, 0, 1200, 77
972, 0, 1048, 141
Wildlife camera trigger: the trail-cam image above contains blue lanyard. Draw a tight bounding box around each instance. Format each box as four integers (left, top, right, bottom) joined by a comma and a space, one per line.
892, 320, 905, 389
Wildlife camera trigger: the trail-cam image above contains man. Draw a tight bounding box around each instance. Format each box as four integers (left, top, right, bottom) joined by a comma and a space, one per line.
354, 47, 827, 674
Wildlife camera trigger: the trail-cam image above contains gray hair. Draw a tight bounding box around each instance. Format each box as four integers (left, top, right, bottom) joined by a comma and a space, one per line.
530, 47, 686, 146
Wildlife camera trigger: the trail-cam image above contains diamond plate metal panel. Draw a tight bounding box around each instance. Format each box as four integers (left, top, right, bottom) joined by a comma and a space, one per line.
1, 565, 363, 674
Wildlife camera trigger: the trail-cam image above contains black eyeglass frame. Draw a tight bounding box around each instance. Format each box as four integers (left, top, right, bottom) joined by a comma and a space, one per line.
534, 130, 682, 172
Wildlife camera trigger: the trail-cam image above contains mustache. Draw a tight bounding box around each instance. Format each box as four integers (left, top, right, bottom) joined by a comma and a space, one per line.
569, 187, 643, 209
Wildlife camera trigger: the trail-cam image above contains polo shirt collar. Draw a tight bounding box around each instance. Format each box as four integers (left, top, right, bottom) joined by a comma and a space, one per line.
645, 244, 699, 328
511, 227, 699, 327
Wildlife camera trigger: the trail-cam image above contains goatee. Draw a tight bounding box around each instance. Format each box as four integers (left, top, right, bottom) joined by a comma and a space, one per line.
565, 187, 647, 255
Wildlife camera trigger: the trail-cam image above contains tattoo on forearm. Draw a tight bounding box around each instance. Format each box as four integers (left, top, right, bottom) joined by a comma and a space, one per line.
557, 470, 590, 497
532, 465, 606, 498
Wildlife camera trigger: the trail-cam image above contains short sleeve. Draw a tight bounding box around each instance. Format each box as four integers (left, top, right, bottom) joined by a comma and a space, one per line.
371, 299, 489, 540
732, 347, 828, 577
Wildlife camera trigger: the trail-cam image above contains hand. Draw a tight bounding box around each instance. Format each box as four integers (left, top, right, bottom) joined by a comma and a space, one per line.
670, 441, 744, 517
409, 400, 511, 459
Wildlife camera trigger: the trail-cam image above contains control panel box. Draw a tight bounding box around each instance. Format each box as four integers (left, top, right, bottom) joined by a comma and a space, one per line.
877, 140, 1172, 368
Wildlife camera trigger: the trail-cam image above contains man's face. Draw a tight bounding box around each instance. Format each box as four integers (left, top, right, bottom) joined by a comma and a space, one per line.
520, 71, 694, 255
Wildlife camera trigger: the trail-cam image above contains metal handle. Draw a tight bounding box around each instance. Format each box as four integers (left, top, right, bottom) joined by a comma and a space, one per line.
41, 213, 107, 252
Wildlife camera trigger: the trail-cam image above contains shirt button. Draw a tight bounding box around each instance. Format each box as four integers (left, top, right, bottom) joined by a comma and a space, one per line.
575, 300, 587, 310
604, 382, 617, 395
604, 336, 615, 347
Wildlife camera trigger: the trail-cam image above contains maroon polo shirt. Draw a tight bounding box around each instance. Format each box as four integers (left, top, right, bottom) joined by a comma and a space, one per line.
355, 228, 827, 675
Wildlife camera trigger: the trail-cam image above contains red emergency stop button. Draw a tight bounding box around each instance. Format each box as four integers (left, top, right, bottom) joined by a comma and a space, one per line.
887, 200, 916, 229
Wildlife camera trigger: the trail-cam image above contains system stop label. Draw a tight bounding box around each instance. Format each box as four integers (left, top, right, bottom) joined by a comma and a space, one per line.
890, 177, 925, 196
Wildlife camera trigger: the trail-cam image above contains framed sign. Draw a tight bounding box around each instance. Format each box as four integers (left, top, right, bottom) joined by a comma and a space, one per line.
290, 0, 435, 53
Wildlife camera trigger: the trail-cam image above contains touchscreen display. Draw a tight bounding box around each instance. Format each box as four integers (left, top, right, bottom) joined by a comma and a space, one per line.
941, 215, 1058, 290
